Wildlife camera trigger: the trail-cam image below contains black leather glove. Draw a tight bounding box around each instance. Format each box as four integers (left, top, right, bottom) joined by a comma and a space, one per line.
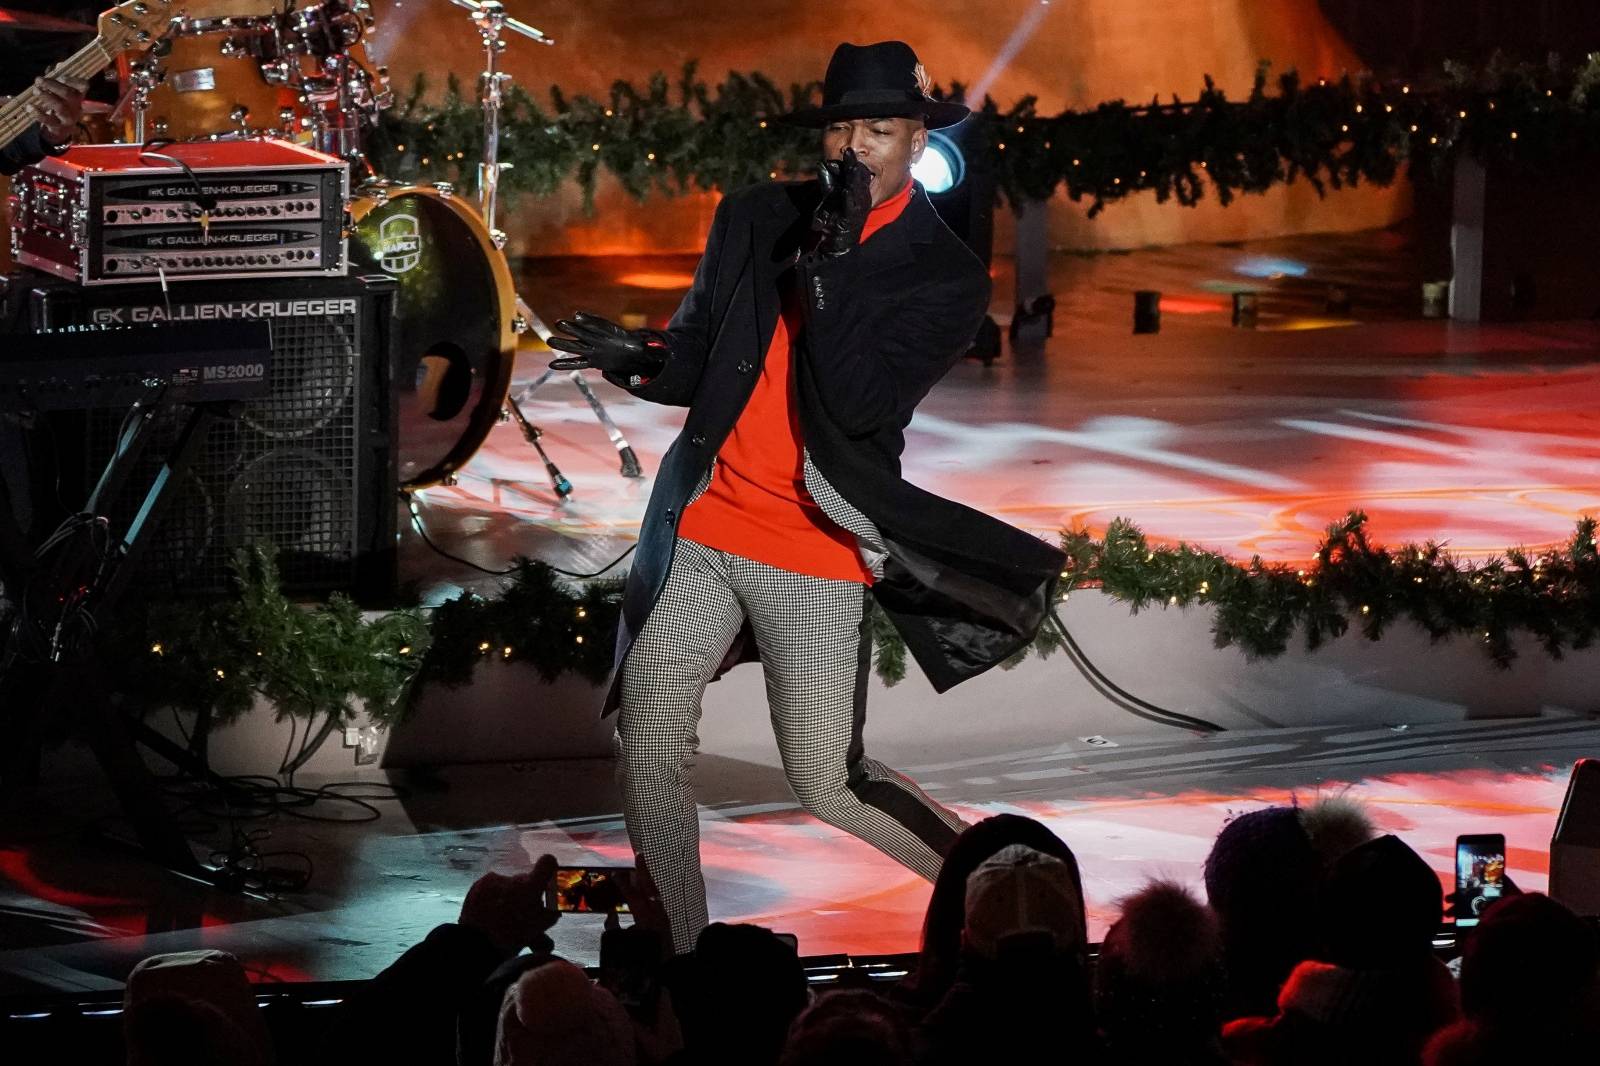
812, 147, 874, 257
547, 311, 669, 380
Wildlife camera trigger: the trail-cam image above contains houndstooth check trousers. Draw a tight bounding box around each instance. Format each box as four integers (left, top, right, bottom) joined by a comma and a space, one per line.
616, 534, 968, 954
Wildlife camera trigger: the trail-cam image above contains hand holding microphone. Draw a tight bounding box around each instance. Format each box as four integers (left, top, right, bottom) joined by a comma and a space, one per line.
812, 147, 874, 257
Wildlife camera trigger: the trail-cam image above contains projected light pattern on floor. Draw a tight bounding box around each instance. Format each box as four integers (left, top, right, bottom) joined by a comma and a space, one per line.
527, 766, 1567, 956
423, 310, 1600, 582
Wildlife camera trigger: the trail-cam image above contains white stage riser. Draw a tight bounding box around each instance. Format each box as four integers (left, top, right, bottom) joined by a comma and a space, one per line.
144, 590, 1599, 776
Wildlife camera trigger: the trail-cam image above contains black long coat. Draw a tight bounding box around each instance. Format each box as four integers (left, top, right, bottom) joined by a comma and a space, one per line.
601, 179, 1064, 713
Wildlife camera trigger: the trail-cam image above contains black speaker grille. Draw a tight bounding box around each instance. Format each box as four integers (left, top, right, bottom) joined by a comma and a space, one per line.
9, 273, 397, 600
88, 308, 362, 594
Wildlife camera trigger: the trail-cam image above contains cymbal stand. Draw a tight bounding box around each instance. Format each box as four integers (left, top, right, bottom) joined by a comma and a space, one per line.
451, 0, 645, 483
122, 53, 163, 143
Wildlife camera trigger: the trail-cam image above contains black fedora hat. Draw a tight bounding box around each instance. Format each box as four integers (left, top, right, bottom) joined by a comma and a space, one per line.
779, 41, 970, 130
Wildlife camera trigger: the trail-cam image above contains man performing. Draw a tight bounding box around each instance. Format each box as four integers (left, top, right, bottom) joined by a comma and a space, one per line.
548, 41, 1066, 953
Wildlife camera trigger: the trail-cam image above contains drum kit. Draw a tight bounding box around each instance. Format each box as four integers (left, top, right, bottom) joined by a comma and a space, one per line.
5, 0, 641, 495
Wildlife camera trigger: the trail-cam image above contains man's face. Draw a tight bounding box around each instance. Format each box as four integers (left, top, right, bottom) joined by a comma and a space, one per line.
822, 116, 927, 206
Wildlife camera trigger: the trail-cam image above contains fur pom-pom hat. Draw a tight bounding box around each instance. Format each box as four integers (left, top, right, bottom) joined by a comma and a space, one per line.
1096, 880, 1227, 1047
1299, 795, 1379, 870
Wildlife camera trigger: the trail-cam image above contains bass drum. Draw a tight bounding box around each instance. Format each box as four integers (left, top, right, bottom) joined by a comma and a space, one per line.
349, 184, 517, 490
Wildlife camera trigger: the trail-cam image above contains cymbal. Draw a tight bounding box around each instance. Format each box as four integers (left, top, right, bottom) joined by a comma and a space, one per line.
0, 8, 94, 33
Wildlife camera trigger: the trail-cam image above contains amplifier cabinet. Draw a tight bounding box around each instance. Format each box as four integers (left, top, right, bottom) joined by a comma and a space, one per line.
6, 271, 397, 603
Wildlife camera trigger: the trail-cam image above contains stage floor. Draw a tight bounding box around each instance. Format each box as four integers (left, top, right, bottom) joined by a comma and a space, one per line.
1, 722, 1592, 992
3, 223, 1600, 995
407, 224, 1600, 601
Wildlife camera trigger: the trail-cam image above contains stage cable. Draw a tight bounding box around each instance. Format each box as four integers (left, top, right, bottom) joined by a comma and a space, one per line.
1046, 606, 1225, 733
400, 489, 636, 579
153, 766, 410, 896
406, 493, 1209, 728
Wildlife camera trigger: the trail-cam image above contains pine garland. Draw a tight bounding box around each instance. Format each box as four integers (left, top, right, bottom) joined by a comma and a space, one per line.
367, 54, 1600, 217
110, 546, 429, 729
412, 559, 622, 689
1054, 512, 1600, 666
367, 64, 821, 212
100, 514, 1600, 749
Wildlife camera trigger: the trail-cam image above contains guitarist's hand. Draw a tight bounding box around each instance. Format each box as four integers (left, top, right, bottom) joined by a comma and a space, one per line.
28, 76, 87, 148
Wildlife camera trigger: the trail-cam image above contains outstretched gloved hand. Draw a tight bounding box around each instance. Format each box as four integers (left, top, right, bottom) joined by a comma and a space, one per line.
547, 312, 669, 379
812, 146, 874, 257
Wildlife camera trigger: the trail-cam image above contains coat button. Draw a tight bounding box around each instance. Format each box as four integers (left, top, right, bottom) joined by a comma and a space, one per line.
664, 508, 675, 522
736, 360, 754, 374
690, 433, 706, 446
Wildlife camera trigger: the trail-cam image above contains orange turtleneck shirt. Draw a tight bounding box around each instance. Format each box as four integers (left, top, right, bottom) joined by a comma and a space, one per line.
676, 177, 915, 584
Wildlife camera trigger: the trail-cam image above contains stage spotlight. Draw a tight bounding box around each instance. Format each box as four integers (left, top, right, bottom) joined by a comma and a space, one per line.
921, 118, 990, 265
918, 117, 999, 361
1235, 255, 1309, 279
914, 131, 965, 195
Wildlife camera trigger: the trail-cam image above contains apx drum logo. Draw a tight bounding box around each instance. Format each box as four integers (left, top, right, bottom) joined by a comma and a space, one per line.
376, 213, 423, 273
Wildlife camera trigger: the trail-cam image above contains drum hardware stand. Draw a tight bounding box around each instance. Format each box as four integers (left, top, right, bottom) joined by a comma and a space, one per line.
501, 400, 572, 498
450, 0, 646, 483
512, 302, 645, 479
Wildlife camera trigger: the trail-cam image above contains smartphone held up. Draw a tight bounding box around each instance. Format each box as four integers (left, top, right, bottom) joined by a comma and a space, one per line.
549, 866, 634, 914
1455, 833, 1507, 928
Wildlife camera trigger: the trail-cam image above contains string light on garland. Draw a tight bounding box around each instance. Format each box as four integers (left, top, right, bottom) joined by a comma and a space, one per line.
101, 513, 1600, 735
1050, 512, 1600, 670
367, 54, 1600, 219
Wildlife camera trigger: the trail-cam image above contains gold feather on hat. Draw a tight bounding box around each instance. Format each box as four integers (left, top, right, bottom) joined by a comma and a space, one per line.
913, 62, 932, 98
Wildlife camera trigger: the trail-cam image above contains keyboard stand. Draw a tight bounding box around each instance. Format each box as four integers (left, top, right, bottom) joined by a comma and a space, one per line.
2, 397, 239, 883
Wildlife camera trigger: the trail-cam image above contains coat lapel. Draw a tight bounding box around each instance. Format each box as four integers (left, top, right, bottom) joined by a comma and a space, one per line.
749, 181, 934, 357
752, 188, 808, 359
849, 185, 937, 277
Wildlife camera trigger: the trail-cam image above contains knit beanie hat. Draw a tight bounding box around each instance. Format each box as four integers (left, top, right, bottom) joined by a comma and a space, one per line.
494, 960, 636, 1066
963, 844, 1085, 958
1320, 834, 1443, 968
1204, 806, 1320, 919
1459, 892, 1599, 1022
